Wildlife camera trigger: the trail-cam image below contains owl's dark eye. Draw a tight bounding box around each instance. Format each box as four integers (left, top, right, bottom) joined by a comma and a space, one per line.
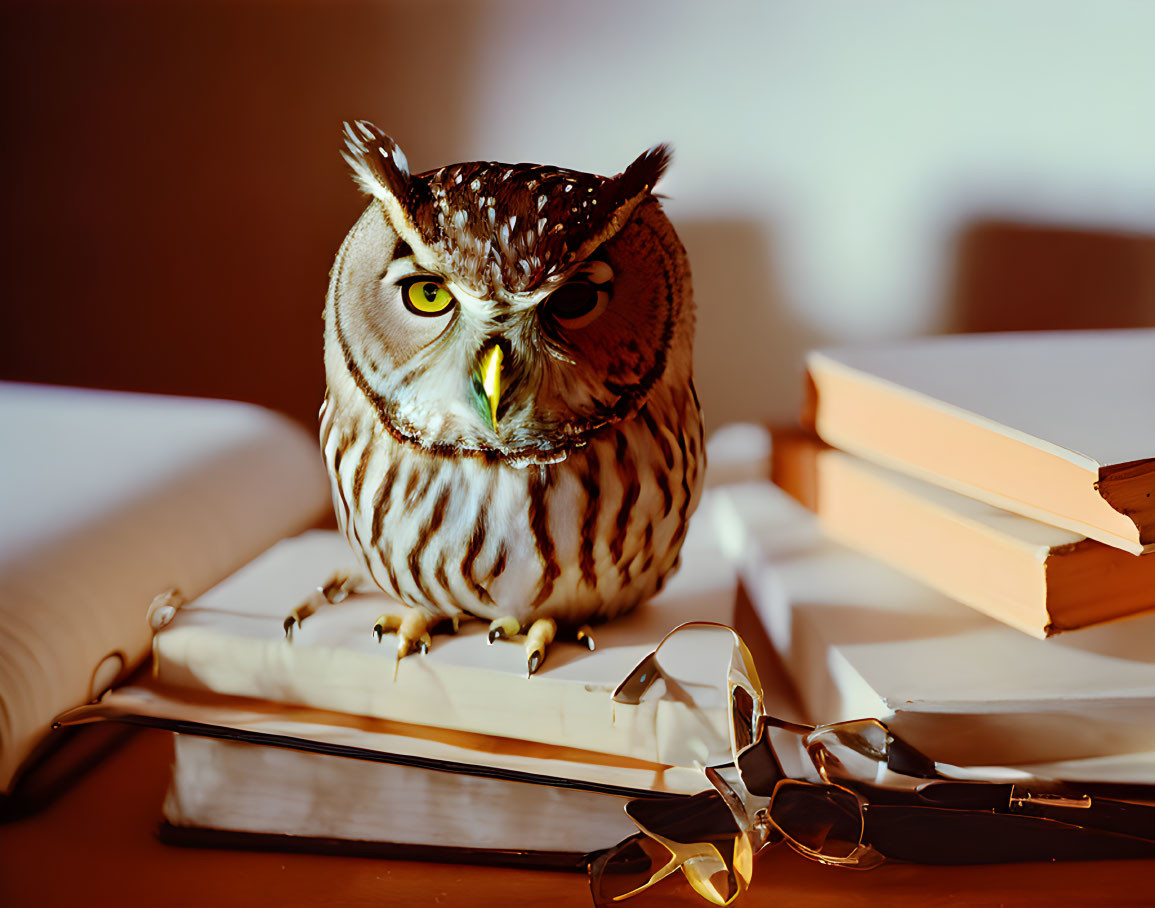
401, 278, 456, 317
544, 281, 609, 330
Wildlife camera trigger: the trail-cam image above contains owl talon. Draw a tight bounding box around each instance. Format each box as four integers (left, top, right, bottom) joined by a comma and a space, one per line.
374, 612, 433, 660
525, 618, 557, 677
284, 587, 326, 640
576, 624, 596, 652
373, 613, 400, 644
321, 570, 363, 604
285, 571, 365, 641
487, 615, 520, 644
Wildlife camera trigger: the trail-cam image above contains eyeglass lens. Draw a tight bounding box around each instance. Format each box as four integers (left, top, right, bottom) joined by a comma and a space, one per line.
770, 781, 866, 860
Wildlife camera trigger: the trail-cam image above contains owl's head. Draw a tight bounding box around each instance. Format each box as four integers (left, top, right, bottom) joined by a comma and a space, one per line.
325, 120, 693, 465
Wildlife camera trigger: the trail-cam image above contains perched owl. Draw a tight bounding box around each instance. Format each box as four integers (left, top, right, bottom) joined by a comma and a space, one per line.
315, 120, 703, 674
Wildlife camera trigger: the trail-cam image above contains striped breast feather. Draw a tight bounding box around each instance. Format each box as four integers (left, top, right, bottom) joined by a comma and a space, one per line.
320, 383, 703, 627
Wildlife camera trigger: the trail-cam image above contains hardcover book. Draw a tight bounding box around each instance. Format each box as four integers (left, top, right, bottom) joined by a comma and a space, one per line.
805, 329, 1155, 554
58, 682, 709, 866
770, 430, 1155, 637
711, 479, 1155, 768
149, 516, 741, 768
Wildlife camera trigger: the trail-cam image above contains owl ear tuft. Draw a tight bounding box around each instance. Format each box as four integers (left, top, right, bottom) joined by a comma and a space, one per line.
617, 143, 673, 199
341, 120, 412, 202
570, 144, 673, 262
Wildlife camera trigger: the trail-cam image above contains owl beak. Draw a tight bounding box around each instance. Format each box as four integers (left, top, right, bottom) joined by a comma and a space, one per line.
477, 343, 504, 431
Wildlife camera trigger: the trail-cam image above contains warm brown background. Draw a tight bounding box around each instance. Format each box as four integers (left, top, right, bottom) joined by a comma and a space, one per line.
0, 0, 487, 428
3, 3, 1153, 436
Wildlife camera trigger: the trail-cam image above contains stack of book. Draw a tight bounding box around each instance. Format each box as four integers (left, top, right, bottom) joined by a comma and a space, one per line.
3, 380, 781, 867
63, 519, 745, 867
8, 329, 1154, 870
712, 328, 1155, 774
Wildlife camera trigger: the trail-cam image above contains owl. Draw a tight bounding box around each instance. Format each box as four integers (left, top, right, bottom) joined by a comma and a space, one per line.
313, 120, 703, 675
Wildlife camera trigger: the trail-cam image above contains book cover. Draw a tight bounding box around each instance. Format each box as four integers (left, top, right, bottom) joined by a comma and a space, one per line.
805, 329, 1155, 554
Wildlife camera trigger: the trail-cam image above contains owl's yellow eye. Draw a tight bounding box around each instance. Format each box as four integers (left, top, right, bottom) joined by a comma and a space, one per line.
403, 279, 456, 316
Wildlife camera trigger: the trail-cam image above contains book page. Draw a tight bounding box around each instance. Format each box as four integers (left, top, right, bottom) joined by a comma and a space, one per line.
61, 682, 708, 798
165, 733, 640, 853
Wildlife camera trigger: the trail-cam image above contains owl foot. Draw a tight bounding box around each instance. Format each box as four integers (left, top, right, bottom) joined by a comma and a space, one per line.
373, 610, 434, 682
284, 570, 364, 639
372, 610, 433, 657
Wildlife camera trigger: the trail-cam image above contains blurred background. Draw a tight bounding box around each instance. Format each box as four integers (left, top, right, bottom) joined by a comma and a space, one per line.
2, 0, 1153, 434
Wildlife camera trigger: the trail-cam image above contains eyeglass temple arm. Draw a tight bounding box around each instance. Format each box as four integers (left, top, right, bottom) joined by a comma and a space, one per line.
916, 780, 1155, 844
885, 732, 940, 779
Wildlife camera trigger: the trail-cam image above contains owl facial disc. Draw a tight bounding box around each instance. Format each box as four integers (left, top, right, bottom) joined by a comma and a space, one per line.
331, 121, 689, 464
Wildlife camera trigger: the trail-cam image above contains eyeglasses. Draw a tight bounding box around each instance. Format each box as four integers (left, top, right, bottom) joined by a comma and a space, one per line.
590, 623, 1155, 905
595, 624, 768, 904
591, 624, 886, 904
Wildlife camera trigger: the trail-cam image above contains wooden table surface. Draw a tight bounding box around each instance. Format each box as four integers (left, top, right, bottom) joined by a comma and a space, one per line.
2, 728, 1153, 908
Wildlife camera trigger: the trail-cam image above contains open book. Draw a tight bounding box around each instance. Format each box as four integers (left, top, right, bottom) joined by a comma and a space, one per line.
805, 329, 1155, 554
0, 383, 331, 796
771, 431, 1155, 637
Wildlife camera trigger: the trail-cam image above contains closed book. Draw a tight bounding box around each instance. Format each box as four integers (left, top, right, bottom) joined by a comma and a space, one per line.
805, 329, 1155, 554
712, 479, 1155, 768
149, 510, 740, 768
58, 682, 707, 868
770, 430, 1155, 637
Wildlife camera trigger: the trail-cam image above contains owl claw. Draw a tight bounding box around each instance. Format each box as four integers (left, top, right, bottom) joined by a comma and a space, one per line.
524, 618, 557, 677
321, 570, 362, 604
487, 615, 520, 644
576, 625, 596, 652
284, 587, 325, 640
285, 571, 365, 641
